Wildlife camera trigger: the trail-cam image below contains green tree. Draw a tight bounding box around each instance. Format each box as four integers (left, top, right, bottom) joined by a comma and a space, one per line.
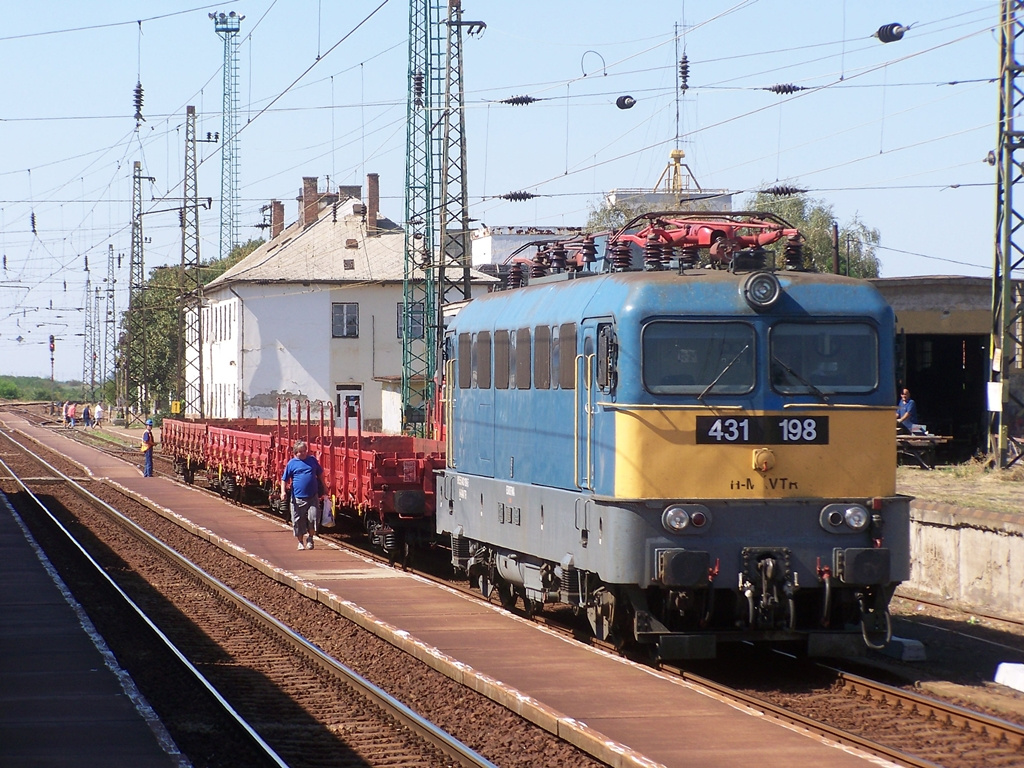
746, 192, 880, 278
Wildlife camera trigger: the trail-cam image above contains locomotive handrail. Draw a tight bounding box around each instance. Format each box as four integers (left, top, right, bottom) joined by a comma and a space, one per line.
445, 359, 456, 469
573, 353, 595, 491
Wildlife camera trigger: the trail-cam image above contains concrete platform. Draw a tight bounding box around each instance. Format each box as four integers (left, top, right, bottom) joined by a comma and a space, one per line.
3, 413, 898, 768
0, 494, 186, 767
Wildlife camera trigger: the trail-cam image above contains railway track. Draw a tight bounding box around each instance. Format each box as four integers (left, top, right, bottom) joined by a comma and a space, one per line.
0, 432, 498, 768
5, 408, 1024, 767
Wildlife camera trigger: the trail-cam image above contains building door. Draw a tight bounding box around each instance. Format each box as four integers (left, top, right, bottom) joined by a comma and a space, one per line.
335, 384, 362, 431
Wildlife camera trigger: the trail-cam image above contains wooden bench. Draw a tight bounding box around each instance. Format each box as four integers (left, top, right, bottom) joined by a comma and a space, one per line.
897, 434, 952, 470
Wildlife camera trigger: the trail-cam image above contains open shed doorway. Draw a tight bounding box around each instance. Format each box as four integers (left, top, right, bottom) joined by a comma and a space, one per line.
899, 334, 988, 462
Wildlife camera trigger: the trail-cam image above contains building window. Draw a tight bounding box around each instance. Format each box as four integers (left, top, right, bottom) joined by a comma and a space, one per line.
332, 303, 359, 338
398, 301, 425, 339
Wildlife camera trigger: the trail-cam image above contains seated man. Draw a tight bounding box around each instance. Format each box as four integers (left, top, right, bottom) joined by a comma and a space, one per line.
896, 389, 918, 434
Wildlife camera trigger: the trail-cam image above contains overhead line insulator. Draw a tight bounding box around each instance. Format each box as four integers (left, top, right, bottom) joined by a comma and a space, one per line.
765, 84, 806, 95
678, 53, 690, 93
134, 81, 145, 125
875, 23, 907, 43
500, 95, 539, 106
499, 191, 538, 202
761, 185, 807, 196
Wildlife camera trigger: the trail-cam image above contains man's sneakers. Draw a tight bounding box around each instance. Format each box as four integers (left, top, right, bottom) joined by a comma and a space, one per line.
306, 536, 314, 550
297, 541, 305, 551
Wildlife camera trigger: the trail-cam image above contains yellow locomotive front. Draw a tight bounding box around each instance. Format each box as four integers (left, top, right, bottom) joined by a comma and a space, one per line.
582, 269, 910, 657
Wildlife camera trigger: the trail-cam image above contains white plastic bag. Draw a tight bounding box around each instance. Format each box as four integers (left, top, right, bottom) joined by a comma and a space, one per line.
320, 500, 335, 528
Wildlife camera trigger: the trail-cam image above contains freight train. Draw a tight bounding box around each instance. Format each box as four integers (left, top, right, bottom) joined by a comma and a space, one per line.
164, 211, 911, 659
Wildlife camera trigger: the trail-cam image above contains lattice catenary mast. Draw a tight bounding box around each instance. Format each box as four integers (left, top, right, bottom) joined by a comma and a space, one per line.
401, 0, 438, 434
212, 11, 243, 260
991, 0, 1024, 466
180, 105, 204, 418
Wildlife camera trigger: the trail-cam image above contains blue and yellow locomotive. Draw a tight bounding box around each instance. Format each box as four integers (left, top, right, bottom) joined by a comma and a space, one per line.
437, 212, 910, 659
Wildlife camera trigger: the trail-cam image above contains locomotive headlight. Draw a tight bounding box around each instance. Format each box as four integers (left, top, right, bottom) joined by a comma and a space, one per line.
662, 504, 711, 534
820, 503, 869, 533
743, 271, 781, 310
663, 506, 690, 532
843, 505, 870, 531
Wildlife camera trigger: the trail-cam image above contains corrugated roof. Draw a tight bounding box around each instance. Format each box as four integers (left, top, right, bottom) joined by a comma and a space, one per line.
206, 198, 496, 289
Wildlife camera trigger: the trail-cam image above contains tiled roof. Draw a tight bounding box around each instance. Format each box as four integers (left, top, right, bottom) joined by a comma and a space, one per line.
206, 199, 495, 289
207, 203, 405, 287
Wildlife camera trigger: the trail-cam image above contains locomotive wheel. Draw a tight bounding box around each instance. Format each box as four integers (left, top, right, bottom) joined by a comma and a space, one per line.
496, 577, 517, 610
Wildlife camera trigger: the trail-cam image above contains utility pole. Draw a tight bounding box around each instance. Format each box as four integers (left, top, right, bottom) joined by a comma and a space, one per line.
212, 11, 243, 261
991, 0, 1024, 466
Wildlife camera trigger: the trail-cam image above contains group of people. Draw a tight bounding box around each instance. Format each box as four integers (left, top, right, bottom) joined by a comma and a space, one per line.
60, 401, 105, 429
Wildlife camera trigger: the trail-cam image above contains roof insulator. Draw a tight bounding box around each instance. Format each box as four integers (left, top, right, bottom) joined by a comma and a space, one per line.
761, 185, 806, 196
499, 191, 538, 202
501, 95, 539, 106
765, 84, 806, 95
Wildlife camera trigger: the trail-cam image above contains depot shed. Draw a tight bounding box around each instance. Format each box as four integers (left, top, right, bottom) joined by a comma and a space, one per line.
870, 276, 996, 461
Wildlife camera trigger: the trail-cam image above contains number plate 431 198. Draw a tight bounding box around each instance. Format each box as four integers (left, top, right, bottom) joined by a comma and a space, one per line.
695, 416, 828, 445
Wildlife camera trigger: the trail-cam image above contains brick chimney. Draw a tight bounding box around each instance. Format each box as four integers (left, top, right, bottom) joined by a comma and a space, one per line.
270, 200, 284, 239
366, 173, 379, 235
301, 176, 318, 227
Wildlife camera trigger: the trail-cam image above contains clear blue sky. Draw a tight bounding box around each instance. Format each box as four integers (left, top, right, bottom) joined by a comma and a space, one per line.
0, 1, 1000, 380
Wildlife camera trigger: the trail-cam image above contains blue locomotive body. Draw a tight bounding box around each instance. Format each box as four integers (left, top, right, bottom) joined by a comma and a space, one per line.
438, 261, 910, 659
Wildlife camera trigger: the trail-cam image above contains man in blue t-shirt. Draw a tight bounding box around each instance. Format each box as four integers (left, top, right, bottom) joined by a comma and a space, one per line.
279, 440, 324, 550
896, 388, 918, 434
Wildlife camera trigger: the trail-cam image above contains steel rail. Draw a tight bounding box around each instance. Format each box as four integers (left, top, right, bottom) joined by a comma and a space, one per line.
1, 432, 498, 768
0, 450, 290, 768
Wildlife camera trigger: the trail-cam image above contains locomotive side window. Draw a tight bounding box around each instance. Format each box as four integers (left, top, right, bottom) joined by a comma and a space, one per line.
551, 326, 560, 390
642, 321, 755, 395
770, 322, 878, 394
458, 333, 472, 389
534, 326, 551, 389
558, 323, 577, 389
516, 328, 532, 390
474, 331, 492, 389
494, 330, 510, 389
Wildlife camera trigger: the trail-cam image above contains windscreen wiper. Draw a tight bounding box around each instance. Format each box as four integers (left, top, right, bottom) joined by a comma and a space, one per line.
771, 354, 830, 404
698, 344, 750, 402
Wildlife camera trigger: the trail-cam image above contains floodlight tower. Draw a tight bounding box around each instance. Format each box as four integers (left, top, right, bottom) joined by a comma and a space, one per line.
212, 11, 244, 260
991, 0, 1024, 466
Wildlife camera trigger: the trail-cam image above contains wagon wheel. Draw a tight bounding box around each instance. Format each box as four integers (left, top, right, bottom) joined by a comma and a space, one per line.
388, 538, 411, 571
496, 577, 517, 610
